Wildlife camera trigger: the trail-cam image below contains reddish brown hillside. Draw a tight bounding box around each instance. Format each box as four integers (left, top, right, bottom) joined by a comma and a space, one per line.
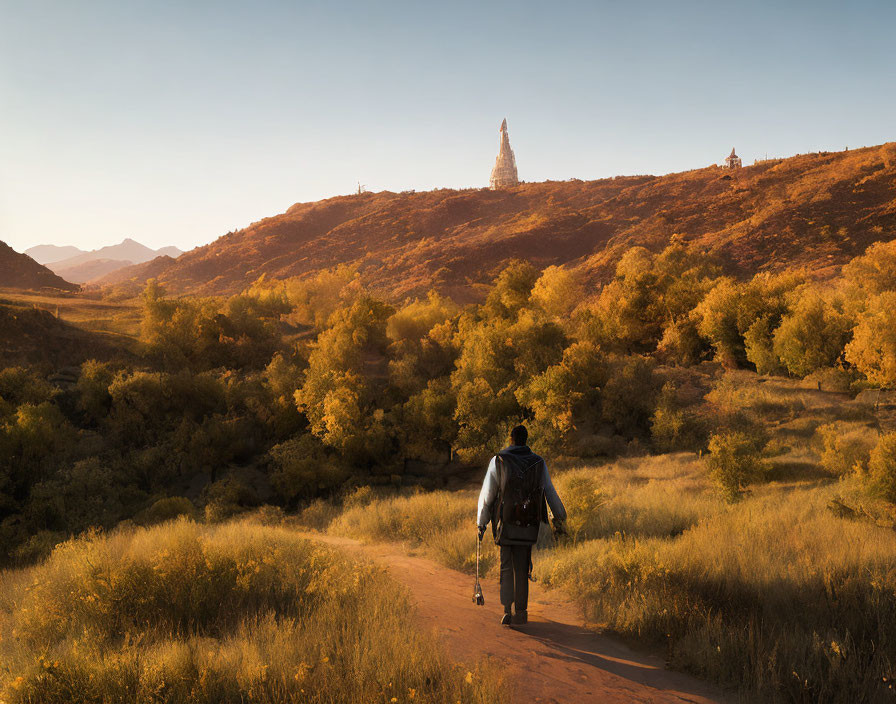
102, 143, 896, 300
0, 242, 79, 292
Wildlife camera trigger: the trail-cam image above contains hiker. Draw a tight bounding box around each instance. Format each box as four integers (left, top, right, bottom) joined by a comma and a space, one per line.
477, 424, 566, 626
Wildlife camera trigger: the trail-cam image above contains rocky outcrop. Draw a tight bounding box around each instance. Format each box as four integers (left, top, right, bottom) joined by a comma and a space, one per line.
489, 118, 519, 189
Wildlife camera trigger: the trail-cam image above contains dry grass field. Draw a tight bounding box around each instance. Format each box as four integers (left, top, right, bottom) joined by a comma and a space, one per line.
0, 518, 505, 704
0, 288, 142, 338
297, 373, 896, 702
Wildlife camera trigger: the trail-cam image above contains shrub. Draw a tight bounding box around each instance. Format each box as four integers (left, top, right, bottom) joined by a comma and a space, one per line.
135, 496, 197, 526
0, 520, 505, 703
295, 499, 340, 531
269, 434, 348, 505
802, 366, 857, 393
10, 530, 67, 564
815, 423, 873, 476
342, 485, 375, 509
705, 429, 769, 501
650, 382, 704, 452
202, 479, 259, 523
868, 433, 896, 505
562, 474, 607, 542
600, 356, 660, 436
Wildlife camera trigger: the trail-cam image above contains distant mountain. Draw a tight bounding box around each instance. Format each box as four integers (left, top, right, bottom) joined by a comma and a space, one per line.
55, 258, 136, 284
25, 244, 85, 265
99, 142, 896, 301
0, 242, 79, 291
39, 239, 184, 284
48, 239, 155, 271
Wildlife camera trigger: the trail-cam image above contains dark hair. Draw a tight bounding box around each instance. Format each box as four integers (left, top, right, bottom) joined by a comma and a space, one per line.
510, 425, 528, 446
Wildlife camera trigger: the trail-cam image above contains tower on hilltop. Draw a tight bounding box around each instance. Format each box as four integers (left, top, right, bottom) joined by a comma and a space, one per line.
725, 147, 742, 169
489, 118, 519, 189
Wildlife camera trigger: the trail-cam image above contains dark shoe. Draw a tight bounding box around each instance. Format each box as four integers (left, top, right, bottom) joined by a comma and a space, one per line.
500, 612, 512, 626
512, 610, 528, 625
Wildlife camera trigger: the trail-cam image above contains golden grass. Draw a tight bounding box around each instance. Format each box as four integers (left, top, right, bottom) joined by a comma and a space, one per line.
315, 449, 896, 701
328, 488, 499, 576
0, 518, 505, 704
539, 471, 896, 701
0, 288, 141, 338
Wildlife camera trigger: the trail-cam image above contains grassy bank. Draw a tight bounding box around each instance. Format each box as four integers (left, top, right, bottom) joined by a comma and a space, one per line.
307, 452, 896, 703
0, 517, 504, 704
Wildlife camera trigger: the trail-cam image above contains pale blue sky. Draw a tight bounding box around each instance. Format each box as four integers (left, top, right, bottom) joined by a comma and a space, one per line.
1, 0, 894, 253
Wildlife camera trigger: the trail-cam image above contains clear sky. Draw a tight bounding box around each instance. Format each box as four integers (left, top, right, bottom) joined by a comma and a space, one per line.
1, 0, 894, 253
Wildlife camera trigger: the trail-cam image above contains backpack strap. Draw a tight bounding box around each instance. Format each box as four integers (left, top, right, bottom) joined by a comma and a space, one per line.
489, 454, 503, 539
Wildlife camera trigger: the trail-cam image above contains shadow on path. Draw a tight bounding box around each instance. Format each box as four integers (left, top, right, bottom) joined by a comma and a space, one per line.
298, 531, 729, 704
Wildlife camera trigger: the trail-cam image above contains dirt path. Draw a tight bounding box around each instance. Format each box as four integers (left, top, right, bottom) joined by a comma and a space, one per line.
299, 532, 728, 704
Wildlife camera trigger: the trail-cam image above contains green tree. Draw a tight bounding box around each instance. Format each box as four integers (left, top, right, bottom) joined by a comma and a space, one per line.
483, 260, 540, 318
600, 355, 661, 436
696, 272, 802, 369
744, 316, 784, 375
515, 342, 607, 451
294, 295, 397, 466
401, 378, 457, 461
772, 290, 851, 377
387, 293, 459, 396
269, 434, 347, 505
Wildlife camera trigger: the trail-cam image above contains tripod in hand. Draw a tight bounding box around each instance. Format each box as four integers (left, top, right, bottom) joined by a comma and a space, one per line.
472, 531, 485, 605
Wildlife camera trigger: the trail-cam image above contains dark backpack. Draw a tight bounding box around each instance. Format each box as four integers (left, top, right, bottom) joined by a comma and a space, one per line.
492, 449, 546, 545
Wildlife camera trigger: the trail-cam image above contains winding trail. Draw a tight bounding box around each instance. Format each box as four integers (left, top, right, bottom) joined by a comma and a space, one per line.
298, 532, 728, 704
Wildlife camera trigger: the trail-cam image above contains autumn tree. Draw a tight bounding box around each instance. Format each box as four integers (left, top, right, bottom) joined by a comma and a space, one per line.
772, 289, 851, 377
844, 291, 896, 386
294, 295, 397, 466
387, 292, 459, 396
515, 341, 607, 451
530, 265, 585, 322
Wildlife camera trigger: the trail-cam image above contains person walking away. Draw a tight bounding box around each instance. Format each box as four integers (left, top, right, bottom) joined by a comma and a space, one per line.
476, 425, 566, 626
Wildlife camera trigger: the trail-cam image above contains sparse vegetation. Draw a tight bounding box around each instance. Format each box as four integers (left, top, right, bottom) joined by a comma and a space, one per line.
0, 518, 505, 703
309, 453, 896, 703
4, 208, 896, 702
705, 428, 769, 501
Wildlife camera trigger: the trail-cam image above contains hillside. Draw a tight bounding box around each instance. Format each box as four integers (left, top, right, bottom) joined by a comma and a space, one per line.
0, 303, 125, 366
101, 143, 896, 301
0, 242, 79, 292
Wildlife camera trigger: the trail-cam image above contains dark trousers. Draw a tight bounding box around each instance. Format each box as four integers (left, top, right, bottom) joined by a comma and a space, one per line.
499, 544, 532, 613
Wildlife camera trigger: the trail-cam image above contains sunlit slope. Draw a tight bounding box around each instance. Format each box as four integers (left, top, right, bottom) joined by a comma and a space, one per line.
103, 143, 896, 300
